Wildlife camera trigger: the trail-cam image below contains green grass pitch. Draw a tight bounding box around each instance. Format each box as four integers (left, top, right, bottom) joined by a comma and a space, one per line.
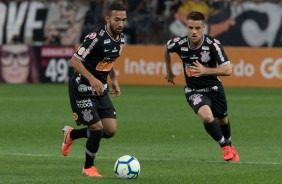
0, 84, 282, 184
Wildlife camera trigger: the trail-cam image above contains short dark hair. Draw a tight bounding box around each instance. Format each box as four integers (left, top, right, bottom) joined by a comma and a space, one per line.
186, 11, 205, 21
106, 2, 126, 16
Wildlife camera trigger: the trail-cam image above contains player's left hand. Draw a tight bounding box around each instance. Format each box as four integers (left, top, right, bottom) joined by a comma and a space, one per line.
109, 81, 121, 97
190, 61, 207, 77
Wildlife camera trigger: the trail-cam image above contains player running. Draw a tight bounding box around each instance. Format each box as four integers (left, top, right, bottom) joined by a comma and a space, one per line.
164, 11, 240, 162
61, 2, 127, 177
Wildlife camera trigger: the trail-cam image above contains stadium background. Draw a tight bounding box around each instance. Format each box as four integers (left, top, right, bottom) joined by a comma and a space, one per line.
0, 0, 281, 87
1, 1, 282, 183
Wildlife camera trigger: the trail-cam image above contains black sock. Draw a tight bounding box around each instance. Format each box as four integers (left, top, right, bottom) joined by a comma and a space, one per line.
220, 121, 231, 145
84, 129, 104, 168
204, 121, 228, 147
70, 128, 88, 140
102, 133, 112, 139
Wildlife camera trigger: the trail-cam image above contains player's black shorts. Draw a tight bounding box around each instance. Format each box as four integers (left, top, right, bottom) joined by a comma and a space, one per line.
184, 85, 228, 118
68, 79, 116, 126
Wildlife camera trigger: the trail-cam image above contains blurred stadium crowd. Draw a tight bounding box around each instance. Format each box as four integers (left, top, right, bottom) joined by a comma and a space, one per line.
0, 0, 282, 45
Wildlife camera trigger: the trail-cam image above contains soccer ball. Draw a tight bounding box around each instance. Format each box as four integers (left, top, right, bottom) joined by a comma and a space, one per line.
114, 155, 141, 179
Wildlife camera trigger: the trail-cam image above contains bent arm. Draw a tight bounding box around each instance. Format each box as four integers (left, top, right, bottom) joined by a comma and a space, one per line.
191, 61, 232, 77
205, 62, 232, 76
69, 56, 104, 95
70, 56, 96, 82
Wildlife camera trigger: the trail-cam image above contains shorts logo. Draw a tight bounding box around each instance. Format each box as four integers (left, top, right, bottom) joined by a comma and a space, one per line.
82, 109, 93, 122
73, 112, 78, 121
76, 99, 93, 108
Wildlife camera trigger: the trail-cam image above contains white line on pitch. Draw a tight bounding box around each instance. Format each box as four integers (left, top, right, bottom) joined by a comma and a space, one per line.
0, 152, 281, 166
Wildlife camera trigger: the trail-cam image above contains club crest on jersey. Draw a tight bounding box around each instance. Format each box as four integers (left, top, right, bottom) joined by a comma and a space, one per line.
82, 109, 93, 122
200, 51, 210, 63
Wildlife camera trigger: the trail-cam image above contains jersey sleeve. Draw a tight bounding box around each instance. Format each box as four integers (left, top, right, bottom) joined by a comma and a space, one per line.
74, 32, 101, 62
166, 37, 181, 53
211, 39, 230, 66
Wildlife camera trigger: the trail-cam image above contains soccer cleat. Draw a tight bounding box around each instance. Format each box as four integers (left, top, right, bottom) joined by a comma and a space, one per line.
230, 145, 240, 162
61, 126, 74, 156
221, 145, 233, 161
82, 166, 102, 177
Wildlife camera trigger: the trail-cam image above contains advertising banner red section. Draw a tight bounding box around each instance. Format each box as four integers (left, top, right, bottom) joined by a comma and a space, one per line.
39, 46, 75, 83
115, 45, 282, 88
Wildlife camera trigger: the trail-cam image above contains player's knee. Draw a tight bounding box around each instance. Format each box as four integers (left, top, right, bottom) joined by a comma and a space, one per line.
88, 121, 103, 131
201, 114, 214, 123
103, 130, 116, 139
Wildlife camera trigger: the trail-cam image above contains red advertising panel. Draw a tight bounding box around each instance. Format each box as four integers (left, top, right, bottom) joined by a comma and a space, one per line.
39, 46, 74, 83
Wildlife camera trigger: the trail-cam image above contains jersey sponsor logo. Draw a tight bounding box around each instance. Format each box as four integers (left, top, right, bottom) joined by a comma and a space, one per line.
81, 109, 93, 122
166, 40, 172, 45
112, 47, 118, 53
90, 38, 99, 48
206, 37, 212, 44
82, 48, 91, 58
104, 49, 110, 52
200, 51, 210, 63
99, 30, 105, 36
96, 61, 114, 71
173, 37, 180, 42
202, 46, 209, 50
181, 55, 189, 58
77, 47, 85, 55
167, 42, 175, 49
190, 55, 198, 60
185, 64, 195, 77
88, 32, 97, 39
104, 39, 111, 44
178, 38, 187, 45
181, 47, 188, 51
213, 43, 225, 62
76, 99, 93, 108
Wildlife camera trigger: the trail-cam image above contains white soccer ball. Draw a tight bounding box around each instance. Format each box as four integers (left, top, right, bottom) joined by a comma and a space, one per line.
114, 155, 141, 179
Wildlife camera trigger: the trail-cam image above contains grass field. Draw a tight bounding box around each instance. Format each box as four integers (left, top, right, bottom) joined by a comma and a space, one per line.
0, 84, 282, 184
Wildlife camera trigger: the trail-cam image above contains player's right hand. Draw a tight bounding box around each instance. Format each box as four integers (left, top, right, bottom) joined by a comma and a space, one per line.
89, 77, 104, 95
165, 73, 176, 85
